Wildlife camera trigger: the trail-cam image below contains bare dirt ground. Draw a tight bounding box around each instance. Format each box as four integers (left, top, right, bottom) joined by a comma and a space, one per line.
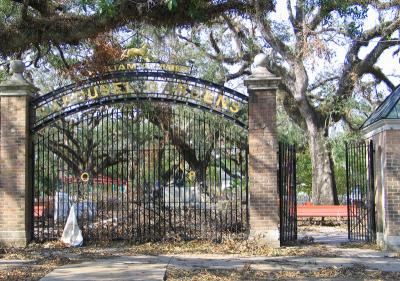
166, 264, 400, 281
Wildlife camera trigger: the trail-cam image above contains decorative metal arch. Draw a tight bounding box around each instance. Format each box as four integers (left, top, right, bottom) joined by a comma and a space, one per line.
31, 66, 248, 133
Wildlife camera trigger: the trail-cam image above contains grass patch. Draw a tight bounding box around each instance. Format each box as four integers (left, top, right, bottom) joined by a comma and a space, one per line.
166, 264, 400, 280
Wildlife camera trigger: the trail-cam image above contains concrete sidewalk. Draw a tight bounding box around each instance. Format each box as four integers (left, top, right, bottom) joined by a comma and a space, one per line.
39, 248, 400, 281
40, 255, 172, 281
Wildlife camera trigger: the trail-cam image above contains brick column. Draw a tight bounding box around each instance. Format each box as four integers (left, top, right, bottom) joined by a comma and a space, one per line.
0, 61, 38, 247
363, 121, 400, 250
244, 54, 280, 247
382, 130, 400, 248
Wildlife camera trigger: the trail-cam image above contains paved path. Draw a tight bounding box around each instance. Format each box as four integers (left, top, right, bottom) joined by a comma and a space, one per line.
40, 255, 171, 281
298, 226, 349, 245
39, 248, 400, 281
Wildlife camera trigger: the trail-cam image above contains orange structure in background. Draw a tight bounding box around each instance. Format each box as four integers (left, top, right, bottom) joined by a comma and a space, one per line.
297, 202, 348, 218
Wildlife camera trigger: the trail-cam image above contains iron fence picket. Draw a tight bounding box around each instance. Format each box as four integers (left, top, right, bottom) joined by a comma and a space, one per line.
278, 142, 297, 245
345, 140, 376, 242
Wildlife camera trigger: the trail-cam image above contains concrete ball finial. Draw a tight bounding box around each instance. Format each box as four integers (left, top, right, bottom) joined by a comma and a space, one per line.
253, 53, 267, 67
10, 60, 25, 74
1, 59, 36, 88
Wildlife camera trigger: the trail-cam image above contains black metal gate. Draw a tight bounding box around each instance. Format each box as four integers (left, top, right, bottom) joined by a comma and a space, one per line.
32, 104, 249, 242
345, 140, 376, 242
278, 142, 297, 245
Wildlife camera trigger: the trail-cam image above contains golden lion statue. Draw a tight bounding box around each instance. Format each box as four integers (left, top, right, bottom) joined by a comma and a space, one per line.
121, 43, 149, 60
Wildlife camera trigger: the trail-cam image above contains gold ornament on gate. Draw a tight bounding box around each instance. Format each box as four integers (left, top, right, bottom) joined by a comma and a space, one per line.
188, 170, 196, 182
121, 43, 149, 60
80, 172, 90, 182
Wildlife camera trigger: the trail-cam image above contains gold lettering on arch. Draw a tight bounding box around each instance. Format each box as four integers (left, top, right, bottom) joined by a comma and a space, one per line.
190, 88, 199, 99
55, 67, 243, 118
87, 87, 99, 99
99, 84, 110, 96
203, 90, 214, 105
229, 102, 240, 113
215, 95, 228, 110
176, 84, 187, 96
62, 95, 71, 107
52, 102, 61, 111
146, 81, 158, 93
126, 63, 136, 70
113, 82, 130, 94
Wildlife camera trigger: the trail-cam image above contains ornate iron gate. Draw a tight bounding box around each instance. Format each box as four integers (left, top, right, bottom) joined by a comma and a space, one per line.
31, 63, 250, 242
32, 104, 249, 242
345, 140, 376, 242
278, 142, 297, 245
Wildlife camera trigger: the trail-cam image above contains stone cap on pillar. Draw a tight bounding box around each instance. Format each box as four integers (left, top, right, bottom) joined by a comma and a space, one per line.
0, 60, 39, 96
244, 53, 281, 91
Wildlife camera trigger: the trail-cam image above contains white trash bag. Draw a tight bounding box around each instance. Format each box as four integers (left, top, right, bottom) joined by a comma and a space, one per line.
61, 203, 83, 247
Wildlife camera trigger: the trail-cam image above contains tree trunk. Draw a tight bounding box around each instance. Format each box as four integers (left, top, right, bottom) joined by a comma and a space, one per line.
308, 127, 339, 205
291, 63, 339, 205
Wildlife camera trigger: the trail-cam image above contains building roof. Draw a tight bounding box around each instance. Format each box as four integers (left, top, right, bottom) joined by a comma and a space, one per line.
361, 85, 400, 129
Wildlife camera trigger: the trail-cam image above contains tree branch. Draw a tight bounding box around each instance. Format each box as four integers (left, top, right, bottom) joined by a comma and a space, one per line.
12, 0, 55, 16
54, 43, 70, 69
368, 65, 396, 91
46, 139, 81, 175
222, 14, 247, 57
254, 2, 295, 60
336, 16, 400, 100
178, 34, 242, 64
209, 31, 221, 56
226, 62, 251, 81
294, 0, 304, 29
308, 76, 340, 91
1, 0, 274, 56
287, 0, 296, 28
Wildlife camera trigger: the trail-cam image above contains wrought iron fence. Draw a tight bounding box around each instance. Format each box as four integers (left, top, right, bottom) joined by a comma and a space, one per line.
32, 104, 249, 242
345, 140, 376, 242
278, 142, 297, 245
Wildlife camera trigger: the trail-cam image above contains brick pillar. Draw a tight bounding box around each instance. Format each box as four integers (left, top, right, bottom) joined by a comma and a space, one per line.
382, 130, 400, 248
363, 120, 400, 250
0, 61, 38, 247
244, 54, 280, 247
